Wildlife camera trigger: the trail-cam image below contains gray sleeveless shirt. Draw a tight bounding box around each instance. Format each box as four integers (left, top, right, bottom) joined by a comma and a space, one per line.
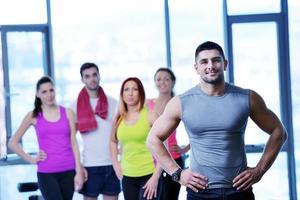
179, 83, 250, 188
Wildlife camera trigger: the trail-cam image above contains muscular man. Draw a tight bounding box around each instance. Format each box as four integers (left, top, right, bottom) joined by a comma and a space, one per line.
147, 41, 287, 200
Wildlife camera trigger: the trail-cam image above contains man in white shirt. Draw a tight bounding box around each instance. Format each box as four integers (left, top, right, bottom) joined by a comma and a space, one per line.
71, 62, 120, 200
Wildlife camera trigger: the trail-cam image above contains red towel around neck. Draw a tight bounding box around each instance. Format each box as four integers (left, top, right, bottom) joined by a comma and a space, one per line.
77, 86, 108, 133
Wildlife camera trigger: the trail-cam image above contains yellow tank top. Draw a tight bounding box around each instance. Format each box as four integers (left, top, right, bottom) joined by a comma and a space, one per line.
117, 107, 155, 177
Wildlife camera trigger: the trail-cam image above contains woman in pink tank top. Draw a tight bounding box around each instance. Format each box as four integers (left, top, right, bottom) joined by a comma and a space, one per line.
9, 76, 85, 200
147, 68, 190, 200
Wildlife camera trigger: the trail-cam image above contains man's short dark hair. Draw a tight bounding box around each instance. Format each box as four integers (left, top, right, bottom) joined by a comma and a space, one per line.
195, 41, 225, 62
80, 62, 99, 78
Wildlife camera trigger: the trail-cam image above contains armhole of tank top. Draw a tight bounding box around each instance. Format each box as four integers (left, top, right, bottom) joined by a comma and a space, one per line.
147, 99, 162, 117
32, 115, 38, 126
35, 110, 43, 123
178, 95, 184, 121
147, 99, 154, 111
60, 106, 68, 121
143, 107, 152, 126
59, 106, 63, 116
143, 106, 148, 115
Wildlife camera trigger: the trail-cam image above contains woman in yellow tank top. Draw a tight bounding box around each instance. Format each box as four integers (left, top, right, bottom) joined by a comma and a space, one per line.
110, 77, 161, 200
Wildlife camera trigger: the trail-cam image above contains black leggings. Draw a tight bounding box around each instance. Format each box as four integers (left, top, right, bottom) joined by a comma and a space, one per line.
122, 174, 157, 200
158, 157, 184, 200
37, 170, 75, 200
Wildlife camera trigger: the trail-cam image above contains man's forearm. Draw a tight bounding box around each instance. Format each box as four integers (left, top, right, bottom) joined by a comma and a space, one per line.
256, 128, 287, 173
147, 135, 181, 175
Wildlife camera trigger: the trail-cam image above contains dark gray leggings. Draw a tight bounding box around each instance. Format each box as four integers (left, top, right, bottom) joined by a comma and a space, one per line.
122, 174, 158, 200
37, 170, 75, 200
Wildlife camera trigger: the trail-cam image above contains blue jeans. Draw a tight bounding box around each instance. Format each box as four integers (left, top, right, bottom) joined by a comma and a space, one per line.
187, 187, 255, 200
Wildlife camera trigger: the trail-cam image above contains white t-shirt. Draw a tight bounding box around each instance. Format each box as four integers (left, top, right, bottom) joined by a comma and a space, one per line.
71, 95, 117, 167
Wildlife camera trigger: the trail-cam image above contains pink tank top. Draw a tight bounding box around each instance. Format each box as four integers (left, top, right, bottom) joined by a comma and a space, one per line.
34, 106, 75, 173
147, 99, 181, 159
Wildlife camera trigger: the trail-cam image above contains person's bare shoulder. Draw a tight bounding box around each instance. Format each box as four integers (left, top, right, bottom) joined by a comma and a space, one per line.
24, 111, 36, 125
164, 96, 181, 120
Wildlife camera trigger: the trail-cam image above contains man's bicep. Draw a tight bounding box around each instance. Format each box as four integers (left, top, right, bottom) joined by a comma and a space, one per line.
250, 91, 282, 134
152, 96, 181, 140
152, 115, 180, 141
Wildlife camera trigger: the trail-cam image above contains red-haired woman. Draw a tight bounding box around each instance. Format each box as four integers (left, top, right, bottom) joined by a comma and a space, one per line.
110, 77, 160, 200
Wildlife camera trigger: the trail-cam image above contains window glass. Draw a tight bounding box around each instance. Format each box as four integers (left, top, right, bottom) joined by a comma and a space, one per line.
51, 0, 165, 104
0, 36, 6, 158
6, 32, 45, 153
231, 21, 290, 199
288, 0, 300, 197
0, 1, 296, 199
226, 0, 281, 15
169, 0, 224, 146
232, 22, 280, 145
0, 0, 47, 25
169, 0, 224, 93
247, 152, 289, 198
